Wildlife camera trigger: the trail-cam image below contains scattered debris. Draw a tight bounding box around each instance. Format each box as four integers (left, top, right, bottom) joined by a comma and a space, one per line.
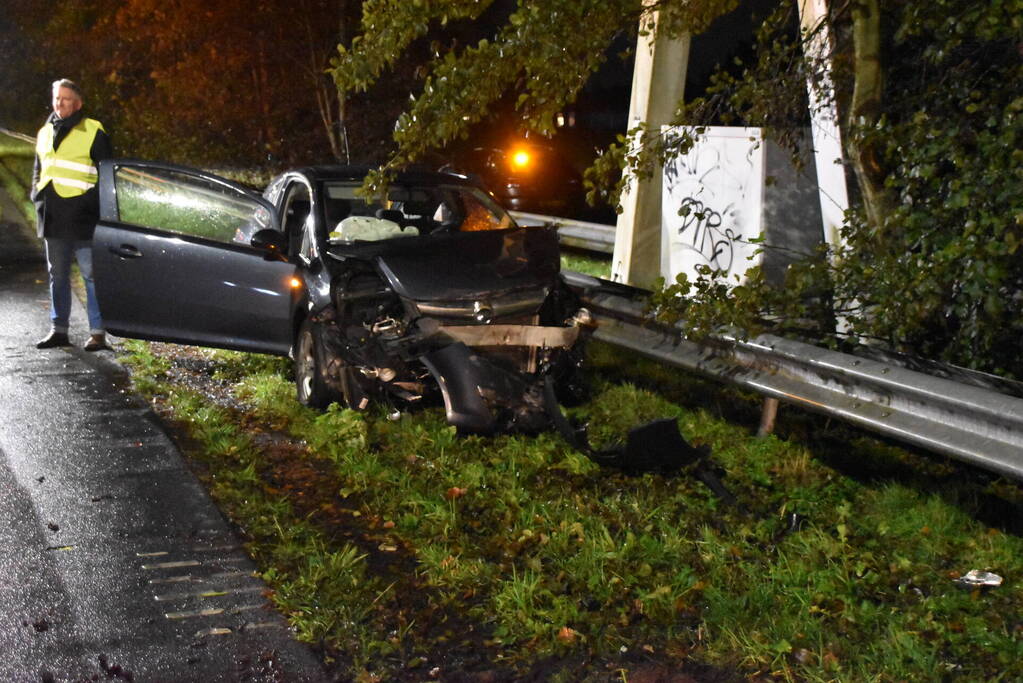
543, 379, 739, 506
954, 570, 1003, 589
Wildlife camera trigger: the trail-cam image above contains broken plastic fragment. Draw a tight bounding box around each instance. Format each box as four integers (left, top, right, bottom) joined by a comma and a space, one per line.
542, 378, 740, 505
954, 570, 1002, 588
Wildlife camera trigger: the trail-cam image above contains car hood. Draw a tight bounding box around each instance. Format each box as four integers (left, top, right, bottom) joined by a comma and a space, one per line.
330, 227, 562, 302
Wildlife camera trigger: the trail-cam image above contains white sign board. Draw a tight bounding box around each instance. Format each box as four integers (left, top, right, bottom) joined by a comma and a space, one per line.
661, 126, 765, 284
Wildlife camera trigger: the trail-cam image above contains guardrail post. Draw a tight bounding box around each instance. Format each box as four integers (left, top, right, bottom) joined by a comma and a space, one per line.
757, 397, 779, 437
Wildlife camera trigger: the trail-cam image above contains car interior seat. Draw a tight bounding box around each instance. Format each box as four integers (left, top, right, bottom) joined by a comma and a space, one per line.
395, 200, 438, 233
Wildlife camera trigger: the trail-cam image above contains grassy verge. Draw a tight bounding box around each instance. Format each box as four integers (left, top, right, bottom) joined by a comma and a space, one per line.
560, 248, 611, 279
0, 132, 36, 226
116, 340, 1023, 681
0, 133, 95, 309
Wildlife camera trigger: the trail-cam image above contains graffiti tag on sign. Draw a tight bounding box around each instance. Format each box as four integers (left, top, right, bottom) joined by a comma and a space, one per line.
675, 197, 741, 273
661, 126, 765, 285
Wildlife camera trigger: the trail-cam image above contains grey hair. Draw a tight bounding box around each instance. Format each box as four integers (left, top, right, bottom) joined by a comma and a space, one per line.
52, 79, 83, 100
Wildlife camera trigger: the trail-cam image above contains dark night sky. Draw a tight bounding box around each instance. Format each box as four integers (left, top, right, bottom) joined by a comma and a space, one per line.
558, 0, 776, 165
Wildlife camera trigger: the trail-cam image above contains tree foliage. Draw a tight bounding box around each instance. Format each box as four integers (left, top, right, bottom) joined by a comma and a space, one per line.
331, 0, 737, 194
98, 0, 361, 165
656, 0, 1023, 378
0, 0, 408, 167
335, 0, 1023, 378
864, 0, 1022, 374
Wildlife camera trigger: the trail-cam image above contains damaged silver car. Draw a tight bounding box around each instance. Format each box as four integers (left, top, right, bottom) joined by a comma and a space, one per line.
92, 161, 591, 433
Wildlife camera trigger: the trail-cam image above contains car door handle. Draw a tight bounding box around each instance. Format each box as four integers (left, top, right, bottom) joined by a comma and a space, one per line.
109, 244, 142, 259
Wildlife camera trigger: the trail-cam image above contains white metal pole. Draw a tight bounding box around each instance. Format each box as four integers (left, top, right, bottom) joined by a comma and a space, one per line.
797, 0, 850, 249
612, 14, 690, 288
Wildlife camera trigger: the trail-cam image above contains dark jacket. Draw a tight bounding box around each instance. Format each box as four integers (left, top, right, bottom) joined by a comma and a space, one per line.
31, 110, 113, 240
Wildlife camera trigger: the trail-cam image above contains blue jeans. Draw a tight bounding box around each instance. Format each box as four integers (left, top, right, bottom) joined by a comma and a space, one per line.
44, 238, 104, 335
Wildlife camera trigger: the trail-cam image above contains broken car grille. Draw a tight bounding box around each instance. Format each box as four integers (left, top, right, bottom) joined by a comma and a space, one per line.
412, 288, 549, 322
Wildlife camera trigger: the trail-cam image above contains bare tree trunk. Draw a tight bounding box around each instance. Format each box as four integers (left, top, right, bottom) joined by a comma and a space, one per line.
314, 76, 342, 160
259, 41, 276, 157
249, 32, 276, 160
846, 0, 890, 230
337, 90, 350, 163
336, 1, 350, 163
300, 0, 350, 161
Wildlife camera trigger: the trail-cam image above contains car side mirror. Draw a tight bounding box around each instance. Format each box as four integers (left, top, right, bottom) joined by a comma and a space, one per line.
250, 228, 289, 261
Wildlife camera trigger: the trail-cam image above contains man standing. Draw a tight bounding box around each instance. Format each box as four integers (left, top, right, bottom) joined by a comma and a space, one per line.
32, 79, 112, 351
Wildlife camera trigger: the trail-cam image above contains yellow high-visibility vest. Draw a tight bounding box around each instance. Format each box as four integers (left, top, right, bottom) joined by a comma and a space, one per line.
36, 118, 105, 198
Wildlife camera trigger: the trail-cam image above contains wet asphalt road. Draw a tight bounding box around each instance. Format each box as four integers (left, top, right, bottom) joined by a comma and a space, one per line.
0, 189, 329, 680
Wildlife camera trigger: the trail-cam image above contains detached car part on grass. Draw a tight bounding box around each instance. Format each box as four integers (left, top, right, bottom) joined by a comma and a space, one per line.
542, 379, 739, 504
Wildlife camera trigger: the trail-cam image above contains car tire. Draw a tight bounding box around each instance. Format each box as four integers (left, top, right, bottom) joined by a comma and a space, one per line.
295, 318, 333, 409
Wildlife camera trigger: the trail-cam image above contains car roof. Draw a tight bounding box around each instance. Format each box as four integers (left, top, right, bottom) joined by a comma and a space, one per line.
281, 164, 479, 187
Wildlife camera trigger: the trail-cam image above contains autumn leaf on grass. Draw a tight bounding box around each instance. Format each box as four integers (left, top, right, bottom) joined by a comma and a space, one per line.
445, 486, 468, 500
557, 626, 579, 643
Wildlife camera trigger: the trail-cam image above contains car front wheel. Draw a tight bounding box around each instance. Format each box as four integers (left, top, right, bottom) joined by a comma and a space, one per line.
295, 318, 332, 408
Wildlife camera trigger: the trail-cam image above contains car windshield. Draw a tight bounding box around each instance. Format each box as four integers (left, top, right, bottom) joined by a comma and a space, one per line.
321, 181, 514, 244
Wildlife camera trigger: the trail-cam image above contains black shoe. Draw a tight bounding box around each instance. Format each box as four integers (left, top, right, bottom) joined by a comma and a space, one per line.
84, 333, 111, 352
36, 331, 71, 349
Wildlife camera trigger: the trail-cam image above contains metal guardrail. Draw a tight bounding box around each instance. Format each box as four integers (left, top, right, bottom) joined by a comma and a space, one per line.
564, 271, 1023, 481
0, 126, 36, 144
510, 211, 616, 253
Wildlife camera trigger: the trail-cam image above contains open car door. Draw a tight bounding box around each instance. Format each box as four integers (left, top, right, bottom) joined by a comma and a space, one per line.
92, 160, 296, 355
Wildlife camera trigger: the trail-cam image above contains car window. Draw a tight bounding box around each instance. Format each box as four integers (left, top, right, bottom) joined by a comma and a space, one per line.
458, 191, 511, 232
280, 182, 314, 259
114, 165, 272, 244
263, 175, 286, 205
322, 181, 512, 244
